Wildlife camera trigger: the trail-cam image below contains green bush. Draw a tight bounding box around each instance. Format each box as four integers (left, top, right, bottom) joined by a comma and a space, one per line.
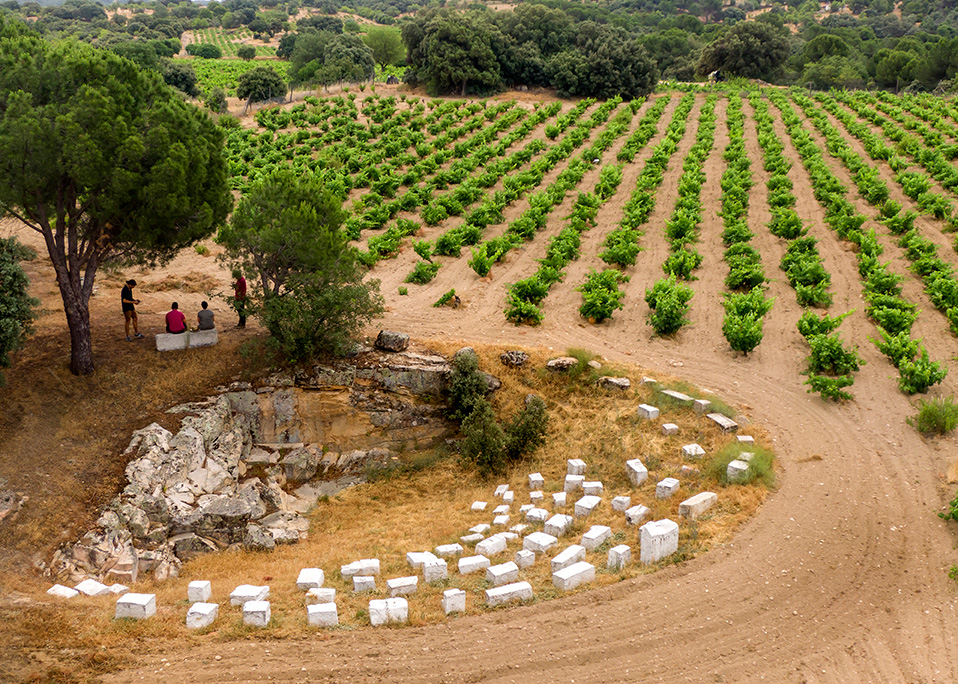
460, 400, 506, 477
704, 442, 775, 488
645, 277, 693, 336
405, 260, 440, 284
504, 294, 544, 326
796, 309, 850, 338
911, 396, 958, 437
663, 248, 703, 280
413, 240, 432, 261
897, 348, 947, 394
723, 312, 763, 354
806, 333, 863, 375
433, 289, 457, 307
577, 269, 628, 323
804, 373, 855, 401
502, 395, 549, 463
448, 351, 488, 421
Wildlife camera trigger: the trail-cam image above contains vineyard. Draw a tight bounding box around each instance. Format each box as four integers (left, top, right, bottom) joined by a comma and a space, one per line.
187, 27, 277, 58
221, 86, 958, 402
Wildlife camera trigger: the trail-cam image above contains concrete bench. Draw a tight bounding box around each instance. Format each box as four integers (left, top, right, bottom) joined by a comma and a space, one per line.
155, 329, 218, 352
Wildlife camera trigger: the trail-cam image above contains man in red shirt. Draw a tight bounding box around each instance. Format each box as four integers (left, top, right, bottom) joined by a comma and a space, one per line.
165, 302, 187, 334
232, 269, 247, 328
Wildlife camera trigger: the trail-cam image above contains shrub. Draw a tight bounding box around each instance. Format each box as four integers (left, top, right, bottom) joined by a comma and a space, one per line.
460, 400, 507, 477
504, 295, 544, 326
433, 288, 457, 307
448, 351, 488, 421
897, 348, 947, 395
806, 333, 863, 375
502, 395, 549, 463
914, 396, 958, 437
796, 309, 850, 338
398, 286, 408, 295
723, 313, 763, 354
663, 248, 703, 280
577, 269, 628, 323
413, 240, 432, 261
645, 277, 693, 336
805, 373, 855, 401
405, 260, 440, 284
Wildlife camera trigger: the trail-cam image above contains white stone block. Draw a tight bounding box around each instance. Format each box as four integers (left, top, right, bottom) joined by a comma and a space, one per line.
75, 579, 111, 597
296, 568, 325, 591
567, 458, 587, 475
307, 602, 339, 627
406, 551, 439, 570
476, 535, 507, 556
641, 376, 657, 385
230, 584, 269, 606
681, 443, 706, 460
574, 495, 601, 518
442, 588, 466, 615
353, 575, 376, 592
581, 525, 612, 551
681, 465, 700, 476
497, 531, 518, 543
526, 507, 549, 523
740, 452, 755, 462
626, 459, 648, 486
707, 412, 738, 433
460, 533, 484, 545
551, 544, 586, 572
564, 474, 584, 493
109, 584, 129, 596
583, 481, 604, 496
608, 544, 631, 570
47, 584, 79, 599
486, 561, 519, 587
528, 472, 545, 489
552, 492, 567, 508
493, 504, 510, 515
469, 523, 491, 534
485, 581, 533, 607
611, 495, 631, 512
640, 519, 680, 564
727, 459, 749, 482
458, 555, 491, 574
186, 602, 218, 629
510, 524, 530, 535
494, 484, 509, 498
529, 491, 544, 504
737, 435, 755, 445
515, 549, 536, 568
523, 531, 558, 554
679, 492, 717, 520
493, 514, 510, 527
692, 399, 711, 414
660, 389, 693, 405
115, 593, 156, 620
369, 597, 407, 626
662, 423, 679, 435
341, 559, 380, 578
544, 513, 574, 536
519, 504, 533, 515
503, 491, 514, 504
188, 580, 212, 603
423, 558, 448, 582
387, 576, 418, 597
305, 587, 336, 604
435, 543, 463, 558
625, 504, 651, 525
552, 561, 595, 591
471, 501, 488, 512
656, 477, 680, 499
637, 404, 660, 420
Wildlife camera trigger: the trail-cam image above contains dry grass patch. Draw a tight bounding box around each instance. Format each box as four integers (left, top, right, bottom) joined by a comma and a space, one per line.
138, 272, 221, 294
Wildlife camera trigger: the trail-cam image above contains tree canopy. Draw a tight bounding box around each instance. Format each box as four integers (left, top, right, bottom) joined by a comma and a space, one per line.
0, 22, 232, 374
696, 21, 791, 80
236, 64, 287, 101
0, 237, 37, 386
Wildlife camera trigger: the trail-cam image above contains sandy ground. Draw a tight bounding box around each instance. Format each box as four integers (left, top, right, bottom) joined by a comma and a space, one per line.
6, 89, 958, 683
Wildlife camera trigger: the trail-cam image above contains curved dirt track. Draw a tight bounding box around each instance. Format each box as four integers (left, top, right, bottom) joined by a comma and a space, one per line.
106, 92, 958, 683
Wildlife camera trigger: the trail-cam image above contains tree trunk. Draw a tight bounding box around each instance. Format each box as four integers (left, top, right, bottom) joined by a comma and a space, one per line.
461, 79, 467, 97
45, 234, 96, 375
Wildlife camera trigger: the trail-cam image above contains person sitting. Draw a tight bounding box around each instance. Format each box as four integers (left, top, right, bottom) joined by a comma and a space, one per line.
165, 302, 188, 334
196, 301, 215, 331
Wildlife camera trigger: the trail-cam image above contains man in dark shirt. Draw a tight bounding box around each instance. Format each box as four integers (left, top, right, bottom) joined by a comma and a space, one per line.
165, 302, 187, 334
197, 301, 215, 330
121, 279, 143, 342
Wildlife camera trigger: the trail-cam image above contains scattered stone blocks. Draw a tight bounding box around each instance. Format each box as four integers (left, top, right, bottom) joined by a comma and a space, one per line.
611, 496, 631, 512
526, 507, 549, 523
626, 459, 648, 486
115, 593, 156, 620
692, 399, 711, 414
625, 504, 651, 526
582, 525, 612, 550
608, 545, 631, 570
230, 584, 269, 606
423, 558, 448, 582
551, 544, 586, 572
494, 484, 509, 498
552, 492, 567, 508
574, 495, 601, 518
503, 491, 515, 504
186, 602, 218, 629
406, 551, 439, 570
662, 423, 679, 436
510, 524, 529, 535
47, 584, 79, 599
486, 561, 519, 587
544, 513, 574, 536
640, 519, 680, 564
460, 533, 484, 545
523, 531, 558, 554
529, 491, 544, 504
341, 559, 380, 578
552, 561, 596, 591
76, 579, 111, 597
476, 535, 507, 556
528, 473, 545, 489
493, 514, 510, 527
681, 444, 706, 460
469, 523, 491, 534
660, 389, 693, 405
679, 492, 717, 520
369, 597, 408, 626
493, 504, 510, 515
458, 555, 491, 574
567, 459, 587, 476
515, 549, 536, 568
498, 531, 518, 543
296, 568, 325, 591
727, 460, 749, 482
241, 601, 270, 627
307, 603, 339, 627
583, 481, 604, 496
188, 580, 212, 603
637, 404, 660, 420
485, 581, 533, 607
519, 504, 533, 515
707, 413, 738, 433
471, 501, 488, 512
655, 478, 680, 499
599, 377, 630, 391
564, 475, 584, 493
353, 576, 376, 592
435, 543, 463, 558
442, 588, 466, 615
306, 588, 336, 604
737, 435, 755, 445
387, 576, 418, 597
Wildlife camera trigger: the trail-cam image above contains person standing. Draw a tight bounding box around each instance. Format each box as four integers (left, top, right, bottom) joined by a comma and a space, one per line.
121, 279, 143, 342
165, 302, 187, 334
197, 301, 215, 330
232, 269, 247, 328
